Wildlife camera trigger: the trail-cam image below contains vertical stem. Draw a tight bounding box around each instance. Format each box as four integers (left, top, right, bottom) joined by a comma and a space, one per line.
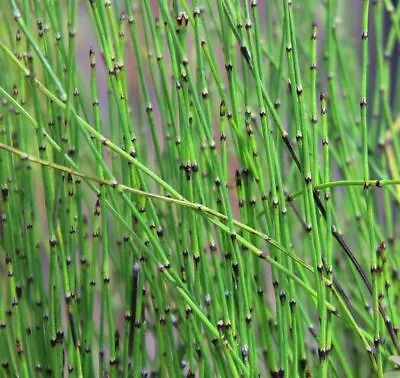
360, 1, 383, 376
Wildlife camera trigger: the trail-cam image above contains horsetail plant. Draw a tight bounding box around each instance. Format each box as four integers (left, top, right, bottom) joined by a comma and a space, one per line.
0, 0, 400, 377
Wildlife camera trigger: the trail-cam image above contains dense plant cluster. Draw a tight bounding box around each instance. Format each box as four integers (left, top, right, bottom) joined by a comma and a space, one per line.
0, 0, 400, 377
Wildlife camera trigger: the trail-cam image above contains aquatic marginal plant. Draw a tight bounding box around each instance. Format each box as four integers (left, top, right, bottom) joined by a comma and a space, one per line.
0, 0, 399, 377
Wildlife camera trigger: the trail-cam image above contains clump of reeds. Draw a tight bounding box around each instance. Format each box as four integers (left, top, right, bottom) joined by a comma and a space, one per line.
0, 0, 400, 377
